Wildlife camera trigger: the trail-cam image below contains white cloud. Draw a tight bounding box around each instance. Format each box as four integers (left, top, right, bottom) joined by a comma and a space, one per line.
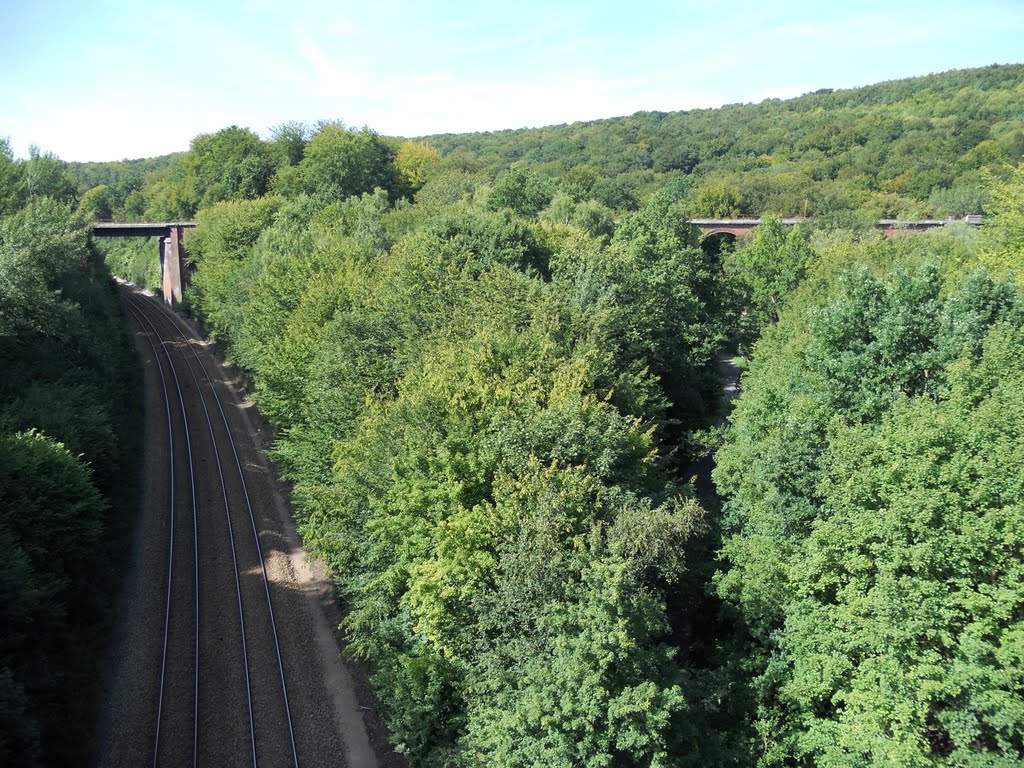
3, 0, 1022, 160
345, 70, 725, 137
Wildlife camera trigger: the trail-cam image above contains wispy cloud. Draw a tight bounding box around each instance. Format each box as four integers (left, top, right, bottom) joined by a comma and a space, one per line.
296, 39, 366, 93
3, 0, 1022, 160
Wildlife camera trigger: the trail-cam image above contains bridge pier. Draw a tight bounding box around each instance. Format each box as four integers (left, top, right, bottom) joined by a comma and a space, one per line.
92, 222, 195, 307
160, 225, 186, 306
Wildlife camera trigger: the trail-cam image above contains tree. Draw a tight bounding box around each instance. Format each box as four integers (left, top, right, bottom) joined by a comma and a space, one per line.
186, 196, 282, 342
0, 199, 87, 338
780, 324, 1024, 764
559, 165, 599, 202
23, 147, 75, 204
570, 199, 616, 242
425, 207, 550, 277
0, 431, 106, 766
78, 184, 112, 221
486, 163, 554, 217
590, 176, 639, 212
577, 181, 727, 436
285, 124, 396, 204
313, 294, 701, 766
538, 192, 576, 226
689, 181, 742, 218
393, 140, 441, 199
982, 164, 1024, 279
724, 216, 814, 347
0, 139, 25, 216
184, 126, 277, 209
714, 260, 1024, 766
270, 121, 310, 167
0, 193, 140, 765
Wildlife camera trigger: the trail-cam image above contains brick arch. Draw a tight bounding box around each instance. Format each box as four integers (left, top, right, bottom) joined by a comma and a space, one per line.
700, 229, 738, 258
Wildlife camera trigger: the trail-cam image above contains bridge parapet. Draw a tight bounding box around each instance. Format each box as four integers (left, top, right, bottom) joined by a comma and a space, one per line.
690, 218, 805, 236
91, 221, 196, 238
689, 217, 982, 238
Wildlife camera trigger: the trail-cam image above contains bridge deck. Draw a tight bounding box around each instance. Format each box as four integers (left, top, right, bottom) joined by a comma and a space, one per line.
691, 217, 981, 228
92, 222, 196, 238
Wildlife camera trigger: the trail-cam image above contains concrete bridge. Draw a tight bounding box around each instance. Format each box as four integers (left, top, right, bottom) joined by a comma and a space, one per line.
691, 216, 982, 238
92, 222, 196, 306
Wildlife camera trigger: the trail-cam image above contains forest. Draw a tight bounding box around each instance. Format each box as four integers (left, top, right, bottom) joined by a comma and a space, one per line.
0, 144, 142, 765
3, 62, 1024, 765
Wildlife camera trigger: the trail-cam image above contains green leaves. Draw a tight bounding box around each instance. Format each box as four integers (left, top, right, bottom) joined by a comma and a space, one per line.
725, 216, 813, 347
185, 126, 277, 211
179, 173, 724, 765
0, 199, 88, 338
715, 243, 1024, 764
981, 164, 1024, 280
279, 124, 397, 204
467, 556, 686, 768
0, 195, 141, 765
487, 163, 554, 218
780, 325, 1024, 763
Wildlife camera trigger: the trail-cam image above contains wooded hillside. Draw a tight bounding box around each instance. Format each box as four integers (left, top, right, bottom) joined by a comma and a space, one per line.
6, 61, 1024, 766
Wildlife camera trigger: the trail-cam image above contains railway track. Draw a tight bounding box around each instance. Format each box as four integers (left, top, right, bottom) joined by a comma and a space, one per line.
98, 286, 375, 767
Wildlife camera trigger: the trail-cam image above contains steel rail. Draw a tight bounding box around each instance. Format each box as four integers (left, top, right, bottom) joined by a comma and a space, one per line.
136, 291, 300, 768
127, 293, 258, 767
122, 301, 177, 768
123, 297, 201, 767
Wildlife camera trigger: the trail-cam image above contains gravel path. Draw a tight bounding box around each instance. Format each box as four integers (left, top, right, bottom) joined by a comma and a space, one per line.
686, 350, 742, 502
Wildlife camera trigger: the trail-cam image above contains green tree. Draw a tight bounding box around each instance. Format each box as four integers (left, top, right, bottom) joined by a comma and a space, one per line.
724, 216, 814, 347
0, 199, 87, 337
486, 163, 554, 217
538, 191, 576, 226
186, 196, 282, 342
0, 139, 25, 216
689, 181, 742, 218
576, 181, 727, 437
570, 199, 616, 242
270, 120, 310, 167
393, 140, 442, 199
282, 124, 396, 203
559, 165, 599, 202
981, 164, 1024, 279
590, 176, 639, 212
0, 431, 106, 767
778, 323, 1024, 764
0, 176, 151, 767
78, 184, 113, 221
185, 125, 277, 209
23, 147, 75, 203
714, 260, 1024, 766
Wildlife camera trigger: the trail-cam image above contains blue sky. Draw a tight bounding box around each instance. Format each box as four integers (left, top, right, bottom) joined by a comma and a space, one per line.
2, 0, 1023, 162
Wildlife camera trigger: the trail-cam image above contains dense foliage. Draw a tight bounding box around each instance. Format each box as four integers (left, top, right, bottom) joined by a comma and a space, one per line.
425, 65, 1024, 220
182, 169, 726, 764
61, 64, 1024, 231
0, 197, 141, 765
713, 186, 1024, 764
21, 61, 1023, 765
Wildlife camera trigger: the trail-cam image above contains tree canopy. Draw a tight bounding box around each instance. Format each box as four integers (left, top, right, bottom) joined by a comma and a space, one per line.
0, 196, 142, 765
36, 59, 1024, 767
